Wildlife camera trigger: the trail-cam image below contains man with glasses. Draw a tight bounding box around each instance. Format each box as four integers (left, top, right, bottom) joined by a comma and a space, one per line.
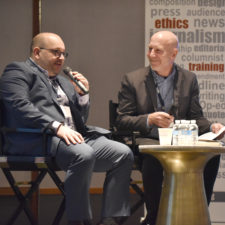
0, 32, 133, 225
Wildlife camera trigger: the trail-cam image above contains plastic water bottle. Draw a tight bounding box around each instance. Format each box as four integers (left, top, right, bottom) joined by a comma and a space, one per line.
177, 120, 185, 145
172, 120, 180, 146
189, 120, 198, 145
178, 120, 190, 145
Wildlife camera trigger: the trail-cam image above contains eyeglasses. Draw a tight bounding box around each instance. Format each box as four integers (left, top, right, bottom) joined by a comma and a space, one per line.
40, 48, 69, 58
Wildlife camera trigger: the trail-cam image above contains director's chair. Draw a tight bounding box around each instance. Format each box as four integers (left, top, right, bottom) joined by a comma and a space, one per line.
0, 105, 65, 225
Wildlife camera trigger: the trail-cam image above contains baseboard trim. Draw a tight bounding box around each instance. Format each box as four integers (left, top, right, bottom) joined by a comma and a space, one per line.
0, 187, 142, 195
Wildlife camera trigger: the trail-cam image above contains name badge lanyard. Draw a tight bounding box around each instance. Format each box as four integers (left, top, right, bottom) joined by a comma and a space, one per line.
155, 81, 176, 116
155, 82, 166, 112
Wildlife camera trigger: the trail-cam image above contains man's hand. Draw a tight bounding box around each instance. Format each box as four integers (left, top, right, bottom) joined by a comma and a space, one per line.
148, 112, 174, 128
211, 123, 225, 140
56, 125, 84, 145
70, 71, 89, 95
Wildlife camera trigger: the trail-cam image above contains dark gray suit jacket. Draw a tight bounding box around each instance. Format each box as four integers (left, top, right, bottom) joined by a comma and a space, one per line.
0, 59, 109, 156
117, 65, 211, 138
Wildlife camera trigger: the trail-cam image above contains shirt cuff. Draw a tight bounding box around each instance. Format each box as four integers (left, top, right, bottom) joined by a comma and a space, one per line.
49, 121, 62, 133
78, 94, 89, 106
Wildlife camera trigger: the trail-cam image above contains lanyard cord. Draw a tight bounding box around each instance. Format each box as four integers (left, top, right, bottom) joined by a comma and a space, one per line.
154, 81, 165, 112
154, 80, 175, 114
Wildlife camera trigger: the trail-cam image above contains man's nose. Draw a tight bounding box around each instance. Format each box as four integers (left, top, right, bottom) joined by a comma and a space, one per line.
149, 49, 156, 57
59, 53, 65, 59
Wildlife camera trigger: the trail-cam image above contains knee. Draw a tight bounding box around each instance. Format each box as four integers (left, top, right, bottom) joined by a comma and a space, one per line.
124, 145, 134, 162
75, 146, 96, 166
67, 145, 96, 170
116, 143, 134, 163
56, 142, 97, 172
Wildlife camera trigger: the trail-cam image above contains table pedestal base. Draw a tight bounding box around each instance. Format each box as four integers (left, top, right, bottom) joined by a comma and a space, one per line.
150, 151, 215, 225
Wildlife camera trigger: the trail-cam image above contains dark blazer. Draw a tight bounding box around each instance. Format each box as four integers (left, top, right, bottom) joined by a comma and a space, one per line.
0, 59, 109, 156
117, 65, 211, 137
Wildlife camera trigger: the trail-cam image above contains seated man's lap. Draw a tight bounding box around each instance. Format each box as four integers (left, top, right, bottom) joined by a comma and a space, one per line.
87, 135, 133, 172
55, 140, 96, 171
55, 135, 133, 173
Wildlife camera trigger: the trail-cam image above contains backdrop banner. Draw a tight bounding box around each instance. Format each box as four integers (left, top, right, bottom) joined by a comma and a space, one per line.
145, 0, 225, 224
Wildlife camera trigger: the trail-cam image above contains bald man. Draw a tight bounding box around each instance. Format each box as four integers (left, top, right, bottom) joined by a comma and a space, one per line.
117, 31, 224, 225
0, 32, 134, 225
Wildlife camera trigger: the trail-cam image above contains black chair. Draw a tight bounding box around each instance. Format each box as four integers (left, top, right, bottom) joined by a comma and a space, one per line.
0, 105, 65, 225
109, 100, 145, 224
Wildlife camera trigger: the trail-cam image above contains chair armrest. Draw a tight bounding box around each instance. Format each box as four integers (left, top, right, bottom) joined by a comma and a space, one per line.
0, 127, 53, 134
0, 127, 54, 156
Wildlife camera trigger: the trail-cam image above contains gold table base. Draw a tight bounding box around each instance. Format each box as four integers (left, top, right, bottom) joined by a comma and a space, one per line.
139, 145, 225, 225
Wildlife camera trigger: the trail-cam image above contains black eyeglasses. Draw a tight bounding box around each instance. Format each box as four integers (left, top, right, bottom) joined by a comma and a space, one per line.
40, 47, 69, 58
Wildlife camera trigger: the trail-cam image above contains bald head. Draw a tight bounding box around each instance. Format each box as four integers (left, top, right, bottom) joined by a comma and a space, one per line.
147, 31, 179, 76
151, 31, 179, 50
30, 32, 64, 56
30, 32, 66, 76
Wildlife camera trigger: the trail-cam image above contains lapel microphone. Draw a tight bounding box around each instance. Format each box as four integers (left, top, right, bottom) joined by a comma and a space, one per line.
63, 66, 89, 94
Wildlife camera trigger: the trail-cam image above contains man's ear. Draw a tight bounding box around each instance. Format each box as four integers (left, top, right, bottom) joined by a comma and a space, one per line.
33, 47, 40, 59
169, 48, 178, 63
172, 48, 178, 59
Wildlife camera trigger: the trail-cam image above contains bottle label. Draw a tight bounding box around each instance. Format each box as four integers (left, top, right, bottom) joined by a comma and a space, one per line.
181, 130, 191, 135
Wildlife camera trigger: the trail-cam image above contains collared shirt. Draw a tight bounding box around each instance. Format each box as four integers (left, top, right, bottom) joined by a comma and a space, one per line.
49, 76, 76, 129
28, 58, 89, 130
152, 65, 176, 113
147, 65, 176, 138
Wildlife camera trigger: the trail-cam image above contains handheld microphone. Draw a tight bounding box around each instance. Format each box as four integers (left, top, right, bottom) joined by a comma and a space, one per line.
63, 67, 89, 94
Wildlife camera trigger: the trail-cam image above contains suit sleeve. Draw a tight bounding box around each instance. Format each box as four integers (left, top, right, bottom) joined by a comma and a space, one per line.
0, 63, 57, 129
70, 92, 90, 125
117, 74, 151, 135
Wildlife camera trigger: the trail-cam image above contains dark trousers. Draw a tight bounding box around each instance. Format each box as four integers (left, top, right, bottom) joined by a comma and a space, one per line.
141, 154, 220, 225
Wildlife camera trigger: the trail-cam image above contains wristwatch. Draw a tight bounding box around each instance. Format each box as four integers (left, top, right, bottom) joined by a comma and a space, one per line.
49, 121, 62, 133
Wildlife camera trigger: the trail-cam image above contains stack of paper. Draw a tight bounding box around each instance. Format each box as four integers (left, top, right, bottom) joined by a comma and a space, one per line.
198, 127, 225, 141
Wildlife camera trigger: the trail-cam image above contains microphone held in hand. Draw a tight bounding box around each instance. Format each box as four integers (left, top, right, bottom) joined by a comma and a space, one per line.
63, 67, 89, 94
